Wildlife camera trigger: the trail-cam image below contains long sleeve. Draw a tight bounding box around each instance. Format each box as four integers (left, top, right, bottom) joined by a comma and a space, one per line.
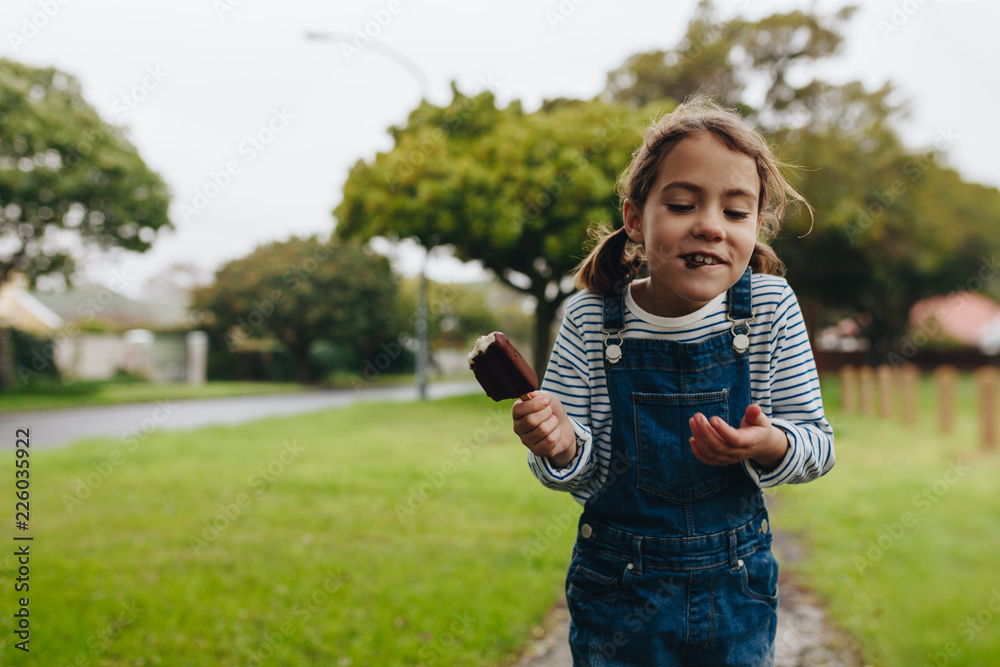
526, 307, 601, 497
741, 283, 836, 487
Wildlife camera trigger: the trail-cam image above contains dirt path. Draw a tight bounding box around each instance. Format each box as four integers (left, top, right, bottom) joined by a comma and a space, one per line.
512, 531, 866, 667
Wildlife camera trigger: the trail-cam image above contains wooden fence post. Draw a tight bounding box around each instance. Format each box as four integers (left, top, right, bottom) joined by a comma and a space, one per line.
934, 365, 958, 434
976, 366, 998, 451
859, 366, 875, 417
877, 365, 893, 419
840, 365, 858, 415
899, 364, 920, 427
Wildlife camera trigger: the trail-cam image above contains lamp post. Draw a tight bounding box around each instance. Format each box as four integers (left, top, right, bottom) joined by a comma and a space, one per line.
306, 31, 432, 400
305, 31, 431, 97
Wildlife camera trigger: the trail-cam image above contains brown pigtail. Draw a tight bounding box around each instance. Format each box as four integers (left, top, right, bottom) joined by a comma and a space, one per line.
749, 241, 785, 277
574, 223, 645, 294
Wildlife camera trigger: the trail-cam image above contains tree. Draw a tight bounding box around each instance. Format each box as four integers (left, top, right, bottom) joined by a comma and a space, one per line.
604, 1, 746, 111
0, 58, 172, 286
190, 236, 401, 383
604, 0, 858, 131
335, 88, 649, 371
775, 123, 1000, 362
0, 58, 172, 386
602, 1, 1000, 361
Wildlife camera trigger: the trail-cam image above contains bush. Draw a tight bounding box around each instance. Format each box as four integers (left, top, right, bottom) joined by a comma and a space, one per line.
6, 327, 60, 383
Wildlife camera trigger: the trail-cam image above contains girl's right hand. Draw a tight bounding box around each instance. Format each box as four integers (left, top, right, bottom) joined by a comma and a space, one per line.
512, 391, 578, 468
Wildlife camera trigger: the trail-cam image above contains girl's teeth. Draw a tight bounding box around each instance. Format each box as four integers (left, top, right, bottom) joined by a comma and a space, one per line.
689, 254, 716, 265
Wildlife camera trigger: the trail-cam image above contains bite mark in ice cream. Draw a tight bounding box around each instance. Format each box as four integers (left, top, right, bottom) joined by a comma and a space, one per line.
468, 332, 538, 401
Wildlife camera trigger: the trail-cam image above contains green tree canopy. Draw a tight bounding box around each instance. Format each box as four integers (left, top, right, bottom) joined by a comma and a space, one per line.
603, 1, 1000, 361
604, 0, 858, 129
0, 58, 172, 288
0, 57, 172, 388
776, 123, 1000, 361
191, 236, 402, 383
335, 88, 650, 370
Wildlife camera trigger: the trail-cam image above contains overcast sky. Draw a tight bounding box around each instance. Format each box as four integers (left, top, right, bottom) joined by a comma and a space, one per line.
3, 0, 999, 297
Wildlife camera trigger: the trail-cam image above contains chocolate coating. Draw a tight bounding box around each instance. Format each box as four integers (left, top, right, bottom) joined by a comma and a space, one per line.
468, 332, 538, 401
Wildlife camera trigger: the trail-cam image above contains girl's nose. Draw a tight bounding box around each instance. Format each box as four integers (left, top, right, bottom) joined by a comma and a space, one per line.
690, 211, 725, 241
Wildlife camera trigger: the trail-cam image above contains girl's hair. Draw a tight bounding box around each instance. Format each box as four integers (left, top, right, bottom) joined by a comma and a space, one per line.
576, 97, 811, 294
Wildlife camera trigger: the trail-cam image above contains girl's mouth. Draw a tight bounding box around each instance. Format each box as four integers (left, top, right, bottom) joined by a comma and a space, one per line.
682, 253, 724, 267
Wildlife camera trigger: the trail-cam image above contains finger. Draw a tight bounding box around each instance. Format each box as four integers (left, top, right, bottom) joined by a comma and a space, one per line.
689, 414, 730, 464
524, 415, 565, 456
518, 416, 552, 448
511, 393, 550, 419
742, 404, 769, 428
513, 405, 554, 435
708, 415, 746, 447
691, 413, 726, 448
688, 426, 716, 463
512, 392, 546, 416
690, 431, 727, 465
689, 436, 704, 462
547, 393, 569, 421
695, 414, 750, 465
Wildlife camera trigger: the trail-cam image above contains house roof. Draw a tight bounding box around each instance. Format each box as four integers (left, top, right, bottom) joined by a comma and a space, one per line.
910, 291, 1000, 346
30, 284, 193, 331
0, 277, 64, 335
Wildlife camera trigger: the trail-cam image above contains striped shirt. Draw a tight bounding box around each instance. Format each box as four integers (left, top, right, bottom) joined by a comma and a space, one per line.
527, 273, 835, 506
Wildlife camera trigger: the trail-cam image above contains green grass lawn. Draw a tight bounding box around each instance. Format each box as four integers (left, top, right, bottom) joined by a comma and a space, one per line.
3, 370, 997, 665
0, 394, 580, 666
0, 378, 308, 413
770, 371, 1000, 666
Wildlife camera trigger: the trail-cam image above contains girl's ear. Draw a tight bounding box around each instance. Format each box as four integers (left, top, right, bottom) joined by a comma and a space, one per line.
623, 199, 644, 245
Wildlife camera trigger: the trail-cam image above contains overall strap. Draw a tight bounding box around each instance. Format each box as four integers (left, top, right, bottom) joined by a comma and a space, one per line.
727, 268, 753, 321
602, 287, 627, 332
601, 286, 628, 364
726, 268, 754, 354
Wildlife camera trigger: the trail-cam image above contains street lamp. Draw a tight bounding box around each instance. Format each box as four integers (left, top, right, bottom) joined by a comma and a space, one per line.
305, 31, 431, 99
306, 30, 432, 401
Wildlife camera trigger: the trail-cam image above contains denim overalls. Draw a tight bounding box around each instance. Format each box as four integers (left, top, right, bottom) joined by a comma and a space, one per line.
566, 269, 778, 666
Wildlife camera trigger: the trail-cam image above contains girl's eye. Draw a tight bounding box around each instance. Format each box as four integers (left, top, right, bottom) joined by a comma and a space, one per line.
725, 210, 750, 220
667, 204, 693, 213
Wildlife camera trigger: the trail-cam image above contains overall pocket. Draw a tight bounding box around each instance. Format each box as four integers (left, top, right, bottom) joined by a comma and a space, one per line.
566, 547, 633, 602
632, 390, 730, 503
739, 546, 779, 604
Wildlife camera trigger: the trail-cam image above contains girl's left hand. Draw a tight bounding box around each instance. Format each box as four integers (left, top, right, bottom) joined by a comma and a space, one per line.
688, 404, 789, 471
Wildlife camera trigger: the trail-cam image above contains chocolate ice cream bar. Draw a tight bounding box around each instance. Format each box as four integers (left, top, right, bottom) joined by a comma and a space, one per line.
468, 332, 538, 401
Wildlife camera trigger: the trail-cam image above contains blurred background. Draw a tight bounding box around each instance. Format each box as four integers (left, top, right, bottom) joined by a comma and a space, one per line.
1, 0, 999, 665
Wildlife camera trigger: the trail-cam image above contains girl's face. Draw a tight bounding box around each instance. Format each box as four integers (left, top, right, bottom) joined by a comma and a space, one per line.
624, 132, 761, 318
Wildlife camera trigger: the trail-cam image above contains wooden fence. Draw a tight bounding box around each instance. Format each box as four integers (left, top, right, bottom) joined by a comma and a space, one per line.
838, 364, 998, 451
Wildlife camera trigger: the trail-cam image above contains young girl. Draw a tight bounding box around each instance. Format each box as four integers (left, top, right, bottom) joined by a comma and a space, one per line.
511, 98, 835, 666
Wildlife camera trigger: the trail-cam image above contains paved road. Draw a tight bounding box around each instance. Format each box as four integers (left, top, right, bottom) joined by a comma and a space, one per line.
0, 381, 481, 450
